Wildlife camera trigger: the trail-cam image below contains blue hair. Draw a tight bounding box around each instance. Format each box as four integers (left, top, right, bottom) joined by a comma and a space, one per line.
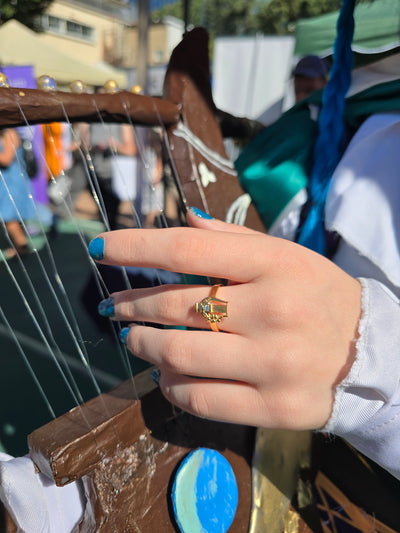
297, 0, 356, 255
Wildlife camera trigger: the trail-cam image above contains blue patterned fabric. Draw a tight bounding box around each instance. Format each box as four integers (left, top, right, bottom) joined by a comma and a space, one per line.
296, 0, 356, 254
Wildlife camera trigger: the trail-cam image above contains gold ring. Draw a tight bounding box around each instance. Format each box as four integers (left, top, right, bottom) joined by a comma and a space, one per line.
195, 284, 228, 332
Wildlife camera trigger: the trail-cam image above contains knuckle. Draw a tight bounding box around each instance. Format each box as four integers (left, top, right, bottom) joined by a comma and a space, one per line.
186, 388, 211, 419
131, 232, 149, 263
162, 331, 190, 373
262, 291, 302, 329
118, 299, 135, 320
172, 233, 212, 270
129, 326, 144, 356
156, 290, 186, 323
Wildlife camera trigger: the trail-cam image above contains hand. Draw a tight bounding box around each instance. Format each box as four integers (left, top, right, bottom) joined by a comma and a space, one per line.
88, 210, 361, 430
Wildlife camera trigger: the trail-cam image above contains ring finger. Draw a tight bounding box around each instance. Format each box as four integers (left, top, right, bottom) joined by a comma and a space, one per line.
99, 284, 246, 334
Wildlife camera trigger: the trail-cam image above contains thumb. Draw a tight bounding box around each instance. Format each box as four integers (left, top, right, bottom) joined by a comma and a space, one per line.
187, 207, 258, 235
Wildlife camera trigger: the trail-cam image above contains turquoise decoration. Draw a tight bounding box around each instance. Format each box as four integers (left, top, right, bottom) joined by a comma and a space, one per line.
235, 101, 317, 231
171, 448, 238, 533
235, 79, 400, 238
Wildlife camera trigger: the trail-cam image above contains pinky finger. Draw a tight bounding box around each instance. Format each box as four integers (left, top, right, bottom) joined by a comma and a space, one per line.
159, 370, 265, 427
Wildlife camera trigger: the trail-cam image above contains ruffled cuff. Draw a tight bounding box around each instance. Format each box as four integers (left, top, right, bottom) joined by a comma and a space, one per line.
322, 277, 400, 479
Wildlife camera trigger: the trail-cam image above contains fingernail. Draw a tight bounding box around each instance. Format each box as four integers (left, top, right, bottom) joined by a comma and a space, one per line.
98, 297, 114, 317
119, 327, 130, 344
190, 207, 213, 219
88, 237, 104, 260
151, 368, 161, 386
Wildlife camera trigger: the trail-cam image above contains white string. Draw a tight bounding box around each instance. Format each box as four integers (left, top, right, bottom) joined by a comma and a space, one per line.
0, 303, 55, 419
0, 83, 247, 531
4, 93, 111, 398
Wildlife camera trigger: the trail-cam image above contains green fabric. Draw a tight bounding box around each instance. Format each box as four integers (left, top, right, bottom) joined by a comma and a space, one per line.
295, 0, 400, 58
235, 103, 318, 229
345, 79, 400, 129
235, 80, 400, 231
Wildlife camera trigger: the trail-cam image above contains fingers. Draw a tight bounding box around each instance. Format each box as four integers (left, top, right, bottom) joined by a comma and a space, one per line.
88, 226, 269, 283
102, 284, 250, 334
159, 371, 330, 430
159, 372, 266, 427
123, 325, 253, 383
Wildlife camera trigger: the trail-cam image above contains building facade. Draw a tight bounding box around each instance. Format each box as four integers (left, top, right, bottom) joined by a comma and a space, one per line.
37, 0, 184, 92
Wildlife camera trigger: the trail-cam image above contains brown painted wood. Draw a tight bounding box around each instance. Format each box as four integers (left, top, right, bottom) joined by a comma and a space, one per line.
28, 371, 254, 532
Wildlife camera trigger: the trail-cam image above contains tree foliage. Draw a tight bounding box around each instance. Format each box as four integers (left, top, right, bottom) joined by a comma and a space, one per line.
153, 0, 343, 36
0, 0, 54, 31
255, 0, 342, 35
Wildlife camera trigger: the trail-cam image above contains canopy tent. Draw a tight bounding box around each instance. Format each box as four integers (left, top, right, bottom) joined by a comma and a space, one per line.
0, 20, 127, 88
295, 0, 400, 59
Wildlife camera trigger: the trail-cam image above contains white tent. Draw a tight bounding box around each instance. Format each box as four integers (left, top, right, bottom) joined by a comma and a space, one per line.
0, 20, 127, 87
213, 35, 295, 125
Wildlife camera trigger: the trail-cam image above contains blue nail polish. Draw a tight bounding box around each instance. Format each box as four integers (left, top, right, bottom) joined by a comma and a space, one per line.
190, 207, 213, 220
119, 327, 130, 344
98, 297, 114, 317
151, 368, 161, 386
88, 237, 104, 260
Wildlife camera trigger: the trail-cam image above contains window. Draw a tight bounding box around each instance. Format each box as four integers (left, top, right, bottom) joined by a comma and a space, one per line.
41, 15, 95, 43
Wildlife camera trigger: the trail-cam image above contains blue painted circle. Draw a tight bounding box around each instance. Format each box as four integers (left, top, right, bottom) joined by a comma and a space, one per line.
171, 448, 238, 533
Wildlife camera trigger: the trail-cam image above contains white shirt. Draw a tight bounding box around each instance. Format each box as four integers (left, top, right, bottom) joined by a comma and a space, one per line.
321, 112, 400, 480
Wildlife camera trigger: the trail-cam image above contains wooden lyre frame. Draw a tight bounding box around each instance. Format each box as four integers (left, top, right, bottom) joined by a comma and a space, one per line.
0, 27, 317, 533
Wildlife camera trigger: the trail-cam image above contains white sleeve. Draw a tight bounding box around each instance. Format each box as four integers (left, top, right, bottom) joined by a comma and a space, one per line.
0, 452, 84, 533
323, 277, 400, 479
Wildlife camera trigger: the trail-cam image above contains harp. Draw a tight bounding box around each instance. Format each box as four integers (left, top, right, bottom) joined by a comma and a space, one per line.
0, 27, 398, 533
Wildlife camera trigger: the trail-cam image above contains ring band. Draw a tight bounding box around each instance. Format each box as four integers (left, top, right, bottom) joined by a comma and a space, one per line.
195, 284, 228, 332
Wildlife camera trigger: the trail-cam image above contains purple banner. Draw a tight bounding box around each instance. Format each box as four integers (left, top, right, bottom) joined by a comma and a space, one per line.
2, 65, 48, 204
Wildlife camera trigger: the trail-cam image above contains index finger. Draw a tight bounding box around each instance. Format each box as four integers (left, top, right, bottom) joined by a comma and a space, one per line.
88, 227, 269, 283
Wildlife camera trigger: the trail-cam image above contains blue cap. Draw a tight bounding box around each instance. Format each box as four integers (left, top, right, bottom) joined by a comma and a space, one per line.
293, 55, 328, 78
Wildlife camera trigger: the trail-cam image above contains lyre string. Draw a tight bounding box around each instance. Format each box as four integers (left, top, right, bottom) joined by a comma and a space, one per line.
0, 304, 55, 418
38, 91, 139, 402
2, 95, 143, 530
53, 87, 173, 476
0, 162, 90, 408
0, 89, 126, 462
37, 89, 147, 468
0, 80, 192, 507
2, 96, 106, 403
85, 92, 146, 390
0, 204, 82, 410
6, 90, 101, 358
152, 102, 215, 289
51, 93, 136, 379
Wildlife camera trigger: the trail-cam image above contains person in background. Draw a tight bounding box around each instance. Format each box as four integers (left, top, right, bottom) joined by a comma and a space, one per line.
293, 54, 328, 102
140, 128, 165, 228
0, 129, 34, 258
42, 122, 72, 181
89, 121, 137, 230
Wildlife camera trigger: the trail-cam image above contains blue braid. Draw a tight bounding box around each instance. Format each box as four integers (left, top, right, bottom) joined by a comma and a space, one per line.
297, 0, 356, 255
